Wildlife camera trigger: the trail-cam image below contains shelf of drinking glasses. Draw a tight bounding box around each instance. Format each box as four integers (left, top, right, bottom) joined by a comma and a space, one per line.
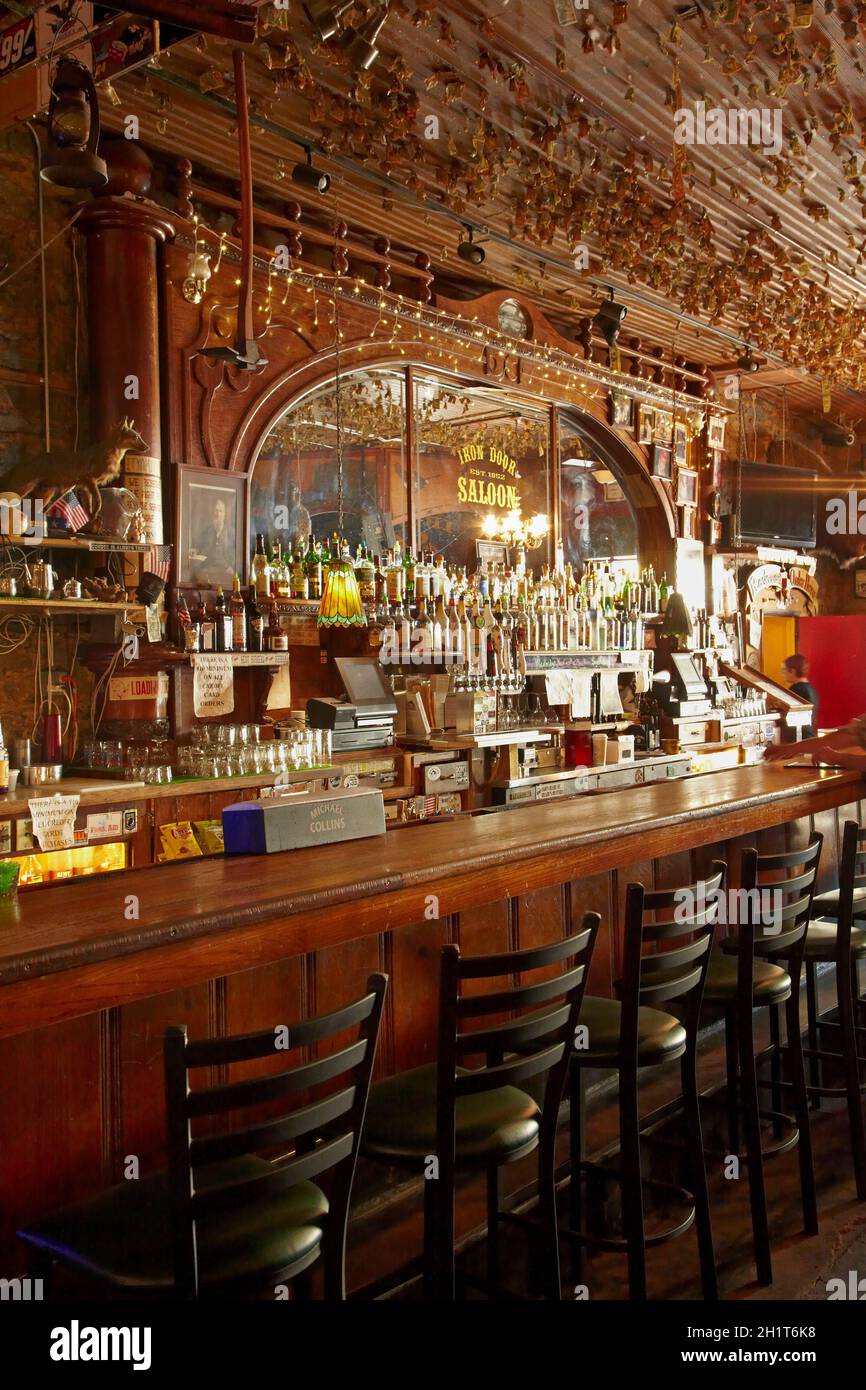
187, 652, 291, 666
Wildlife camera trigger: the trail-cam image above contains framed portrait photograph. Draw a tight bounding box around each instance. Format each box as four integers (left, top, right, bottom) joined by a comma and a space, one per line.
676, 467, 699, 508
674, 421, 689, 466
654, 409, 674, 445
708, 415, 726, 450
652, 445, 673, 480
637, 403, 654, 444
609, 391, 634, 429
178, 466, 247, 588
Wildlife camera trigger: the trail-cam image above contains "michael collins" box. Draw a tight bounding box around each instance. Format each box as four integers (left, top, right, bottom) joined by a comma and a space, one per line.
222, 786, 386, 856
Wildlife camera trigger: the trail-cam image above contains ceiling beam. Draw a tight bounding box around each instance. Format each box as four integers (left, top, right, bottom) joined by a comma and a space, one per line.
119, 1, 258, 43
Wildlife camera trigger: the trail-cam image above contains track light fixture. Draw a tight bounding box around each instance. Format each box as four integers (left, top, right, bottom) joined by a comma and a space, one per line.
302, 0, 354, 42
457, 226, 485, 265
292, 148, 331, 194
737, 347, 760, 372
341, 4, 389, 72
593, 286, 628, 348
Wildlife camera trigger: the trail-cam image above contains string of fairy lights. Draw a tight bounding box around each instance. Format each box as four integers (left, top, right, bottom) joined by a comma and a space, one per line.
184, 215, 720, 439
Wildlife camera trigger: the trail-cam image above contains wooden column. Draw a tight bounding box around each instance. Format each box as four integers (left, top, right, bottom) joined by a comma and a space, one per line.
77, 142, 175, 544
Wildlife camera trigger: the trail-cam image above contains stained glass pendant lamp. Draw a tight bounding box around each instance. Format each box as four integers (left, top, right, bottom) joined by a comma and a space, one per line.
318, 292, 366, 629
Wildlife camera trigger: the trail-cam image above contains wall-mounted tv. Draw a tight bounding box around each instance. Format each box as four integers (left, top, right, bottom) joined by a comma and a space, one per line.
735, 460, 817, 548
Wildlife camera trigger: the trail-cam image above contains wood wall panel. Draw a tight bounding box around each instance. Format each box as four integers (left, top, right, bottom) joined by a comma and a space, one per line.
570, 871, 615, 995
118, 986, 212, 1174
0, 1015, 102, 1267
386, 917, 450, 1072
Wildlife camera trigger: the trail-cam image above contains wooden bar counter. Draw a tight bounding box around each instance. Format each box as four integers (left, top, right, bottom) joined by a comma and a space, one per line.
0, 762, 863, 1273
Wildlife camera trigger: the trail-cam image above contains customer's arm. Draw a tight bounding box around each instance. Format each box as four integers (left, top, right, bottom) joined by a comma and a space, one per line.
764, 717, 866, 770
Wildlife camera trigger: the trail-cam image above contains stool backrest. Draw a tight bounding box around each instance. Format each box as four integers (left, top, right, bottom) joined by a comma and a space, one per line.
163, 973, 387, 1298
838, 820, 866, 961
435, 898, 599, 1176
737, 836, 822, 984
619, 865, 725, 1052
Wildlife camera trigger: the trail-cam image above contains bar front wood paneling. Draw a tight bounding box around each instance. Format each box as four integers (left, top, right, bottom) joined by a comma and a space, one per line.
0, 765, 862, 1273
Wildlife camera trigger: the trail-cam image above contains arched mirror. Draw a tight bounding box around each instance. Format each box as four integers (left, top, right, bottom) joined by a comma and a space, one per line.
250, 367, 408, 557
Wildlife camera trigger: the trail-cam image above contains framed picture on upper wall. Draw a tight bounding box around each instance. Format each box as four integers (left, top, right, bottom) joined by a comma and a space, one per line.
674, 421, 689, 466
177, 466, 248, 589
652, 445, 673, 480
609, 391, 634, 429
708, 415, 726, 450
637, 403, 654, 444
676, 467, 699, 508
654, 409, 674, 445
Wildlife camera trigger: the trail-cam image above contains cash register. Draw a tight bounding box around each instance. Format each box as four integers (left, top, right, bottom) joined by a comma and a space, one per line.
654, 653, 712, 719
307, 657, 397, 751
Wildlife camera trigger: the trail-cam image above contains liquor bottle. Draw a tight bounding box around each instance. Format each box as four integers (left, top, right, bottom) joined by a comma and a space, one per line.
247, 592, 264, 652
386, 549, 403, 603
413, 594, 434, 663
305, 536, 322, 601
373, 554, 386, 605
277, 548, 291, 599
354, 544, 376, 603
252, 533, 271, 600
265, 606, 288, 652
291, 545, 309, 600
433, 592, 448, 662
197, 592, 215, 652
229, 574, 247, 652
403, 546, 416, 606
213, 586, 231, 653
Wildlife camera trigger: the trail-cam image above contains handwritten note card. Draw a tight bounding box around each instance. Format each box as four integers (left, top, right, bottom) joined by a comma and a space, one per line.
28, 794, 80, 852
192, 654, 235, 718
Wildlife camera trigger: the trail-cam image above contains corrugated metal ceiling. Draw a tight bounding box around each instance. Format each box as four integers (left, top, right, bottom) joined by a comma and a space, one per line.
92, 1, 866, 417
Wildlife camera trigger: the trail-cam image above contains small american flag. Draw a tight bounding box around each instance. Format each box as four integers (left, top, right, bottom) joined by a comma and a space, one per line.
147, 545, 172, 582
48, 491, 88, 533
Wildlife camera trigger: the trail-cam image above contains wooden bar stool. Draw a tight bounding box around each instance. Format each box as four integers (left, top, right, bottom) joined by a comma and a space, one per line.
361, 903, 599, 1301
783, 819, 866, 1199
701, 836, 821, 1286
17, 975, 387, 1299
566, 867, 724, 1301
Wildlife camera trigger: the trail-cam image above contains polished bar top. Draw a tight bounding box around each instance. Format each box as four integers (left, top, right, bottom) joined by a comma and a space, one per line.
0, 764, 859, 999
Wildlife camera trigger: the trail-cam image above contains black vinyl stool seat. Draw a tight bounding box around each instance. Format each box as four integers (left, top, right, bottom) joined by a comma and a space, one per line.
810, 886, 866, 919
782, 820, 866, 1201
565, 866, 725, 1301
362, 900, 599, 1301
18, 975, 387, 1299
705, 837, 822, 1287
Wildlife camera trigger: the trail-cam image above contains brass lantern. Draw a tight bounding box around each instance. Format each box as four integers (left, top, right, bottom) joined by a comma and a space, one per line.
40, 59, 108, 191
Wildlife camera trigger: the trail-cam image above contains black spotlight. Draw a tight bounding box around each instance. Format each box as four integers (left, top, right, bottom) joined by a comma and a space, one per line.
593, 286, 627, 348
303, 0, 353, 41
341, 4, 390, 71
457, 226, 485, 265
292, 149, 331, 194
737, 347, 760, 372
822, 424, 857, 447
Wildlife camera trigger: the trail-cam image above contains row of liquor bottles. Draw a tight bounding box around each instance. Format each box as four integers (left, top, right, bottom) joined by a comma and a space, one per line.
371, 593, 648, 661
250, 533, 673, 615
176, 578, 288, 654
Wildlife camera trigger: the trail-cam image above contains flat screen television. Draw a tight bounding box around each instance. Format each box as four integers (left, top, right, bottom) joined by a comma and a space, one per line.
735, 460, 817, 548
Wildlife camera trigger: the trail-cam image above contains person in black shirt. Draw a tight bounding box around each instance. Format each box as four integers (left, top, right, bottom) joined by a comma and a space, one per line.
782, 653, 818, 738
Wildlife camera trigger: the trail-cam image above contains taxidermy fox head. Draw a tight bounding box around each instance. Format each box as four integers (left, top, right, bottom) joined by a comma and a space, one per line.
112, 417, 148, 457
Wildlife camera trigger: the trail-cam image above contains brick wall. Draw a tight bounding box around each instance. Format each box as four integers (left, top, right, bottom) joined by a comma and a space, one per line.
0, 126, 93, 747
